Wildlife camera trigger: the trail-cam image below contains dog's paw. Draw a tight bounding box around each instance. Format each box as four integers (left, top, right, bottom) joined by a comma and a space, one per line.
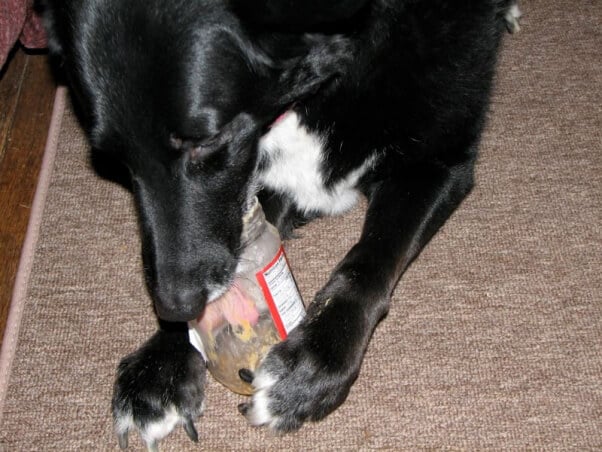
505, 3, 522, 34
112, 328, 206, 450
238, 297, 365, 432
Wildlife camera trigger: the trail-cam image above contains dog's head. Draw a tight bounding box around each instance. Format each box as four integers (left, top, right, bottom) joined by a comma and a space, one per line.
41, 0, 348, 321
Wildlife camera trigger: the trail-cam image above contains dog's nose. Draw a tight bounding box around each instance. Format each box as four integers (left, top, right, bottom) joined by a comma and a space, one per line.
151, 252, 237, 322
154, 287, 207, 322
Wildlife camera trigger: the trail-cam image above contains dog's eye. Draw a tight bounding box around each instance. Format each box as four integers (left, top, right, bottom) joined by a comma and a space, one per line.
185, 146, 227, 175
188, 143, 218, 162
169, 133, 221, 161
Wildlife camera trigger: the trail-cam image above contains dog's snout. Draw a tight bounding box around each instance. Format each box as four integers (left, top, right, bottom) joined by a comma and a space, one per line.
152, 257, 236, 322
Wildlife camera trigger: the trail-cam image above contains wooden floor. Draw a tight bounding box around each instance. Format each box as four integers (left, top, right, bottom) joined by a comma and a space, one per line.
0, 48, 57, 348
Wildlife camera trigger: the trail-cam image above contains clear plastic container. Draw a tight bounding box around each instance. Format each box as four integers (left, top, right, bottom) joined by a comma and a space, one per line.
188, 198, 305, 395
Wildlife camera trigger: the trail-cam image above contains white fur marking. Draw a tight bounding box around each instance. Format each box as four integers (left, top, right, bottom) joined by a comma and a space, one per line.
508, 3, 522, 21
247, 369, 278, 427
259, 112, 377, 215
141, 406, 182, 445
505, 4, 522, 33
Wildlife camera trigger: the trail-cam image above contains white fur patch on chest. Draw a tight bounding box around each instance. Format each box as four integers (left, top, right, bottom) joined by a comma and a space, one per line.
258, 112, 376, 215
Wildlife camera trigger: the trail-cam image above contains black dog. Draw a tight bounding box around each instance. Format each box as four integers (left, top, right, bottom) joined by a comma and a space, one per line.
40, 0, 520, 448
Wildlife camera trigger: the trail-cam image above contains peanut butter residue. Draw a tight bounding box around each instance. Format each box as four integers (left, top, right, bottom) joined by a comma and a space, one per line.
193, 283, 281, 395
205, 318, 281, 395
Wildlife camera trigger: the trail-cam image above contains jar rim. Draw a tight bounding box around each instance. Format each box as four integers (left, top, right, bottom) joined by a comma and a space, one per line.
242, 196, 260, 224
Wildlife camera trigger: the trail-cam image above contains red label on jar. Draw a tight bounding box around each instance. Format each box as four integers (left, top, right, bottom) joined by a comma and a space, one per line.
255, 246, 305, 339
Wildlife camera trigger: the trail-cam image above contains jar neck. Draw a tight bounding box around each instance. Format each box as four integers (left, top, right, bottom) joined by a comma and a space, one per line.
241, 197, 267, 246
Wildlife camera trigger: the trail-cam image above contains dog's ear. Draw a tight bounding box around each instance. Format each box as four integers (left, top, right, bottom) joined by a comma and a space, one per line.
230, 0, 370, 30
256, 34, 353, 119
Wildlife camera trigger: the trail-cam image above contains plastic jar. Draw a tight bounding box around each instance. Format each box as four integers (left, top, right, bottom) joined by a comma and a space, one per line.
188, 198, 305, 395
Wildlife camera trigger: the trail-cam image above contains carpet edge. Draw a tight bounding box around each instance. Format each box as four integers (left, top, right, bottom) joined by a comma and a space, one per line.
0, 86, 66, 421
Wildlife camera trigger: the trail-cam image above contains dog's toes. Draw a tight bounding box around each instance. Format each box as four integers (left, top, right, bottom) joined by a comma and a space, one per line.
239, 296, 368, 432
113, 404, 190, 450
112, 328, 207, 449
505, 3, 522, 34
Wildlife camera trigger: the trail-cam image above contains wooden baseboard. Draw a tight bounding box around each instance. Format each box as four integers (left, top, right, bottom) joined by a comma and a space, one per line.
0, 48, 57, 348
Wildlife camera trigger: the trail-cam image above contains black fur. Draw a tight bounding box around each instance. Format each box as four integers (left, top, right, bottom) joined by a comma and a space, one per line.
39, 0, 517, 446
111, 322, 206, 448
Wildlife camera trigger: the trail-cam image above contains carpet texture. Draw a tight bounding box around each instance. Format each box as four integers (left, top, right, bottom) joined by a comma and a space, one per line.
1, 0, 601, 449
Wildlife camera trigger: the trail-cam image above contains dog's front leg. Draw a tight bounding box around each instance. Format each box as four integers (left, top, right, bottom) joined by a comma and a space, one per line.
240, 157, 475, 431
112, 322, 206, 450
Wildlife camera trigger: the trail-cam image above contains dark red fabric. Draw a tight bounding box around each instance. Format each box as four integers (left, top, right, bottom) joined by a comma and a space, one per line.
1, 0, 47, 69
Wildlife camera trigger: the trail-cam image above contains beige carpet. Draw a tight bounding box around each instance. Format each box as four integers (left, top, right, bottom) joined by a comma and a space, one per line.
1, 0, 601, 449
